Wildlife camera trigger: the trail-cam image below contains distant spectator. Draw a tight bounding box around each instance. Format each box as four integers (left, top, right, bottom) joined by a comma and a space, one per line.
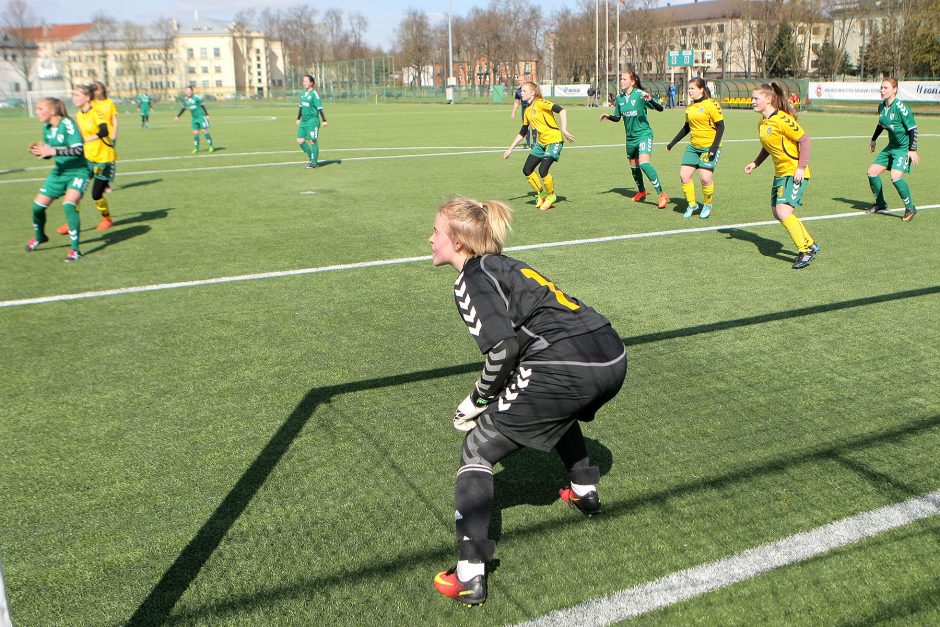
667, 83, 677, 109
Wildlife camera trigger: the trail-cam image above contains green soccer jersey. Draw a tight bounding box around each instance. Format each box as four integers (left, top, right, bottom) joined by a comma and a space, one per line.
878, 98, 916, 149
611, 89, 656, 141
43, 117, 86, 172
139, 94, 152, 114
299, 88, 322, 123
185, 95, 206, 122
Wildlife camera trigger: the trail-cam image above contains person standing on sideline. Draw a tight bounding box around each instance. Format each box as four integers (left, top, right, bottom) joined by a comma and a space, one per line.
744, 82, 819, 270
667, 83, 677, 109
511, 85, 534, 148
137, 91, 153, 128
296, 74, 328, 169
665, 77, 724, 219
601, 70, 669, 208
503, 82, 574, 212
428, 196, 626, 606
867, 77, 920, 221
175, 86, 216, 154
26, 97, 88, 262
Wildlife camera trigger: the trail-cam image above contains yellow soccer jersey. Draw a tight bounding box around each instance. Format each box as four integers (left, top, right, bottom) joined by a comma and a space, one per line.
76, 107, 116, 164
523, 97, 563, 145
758, 110, 810, 178
92, 98, 118, 137
685, 98, 723, 148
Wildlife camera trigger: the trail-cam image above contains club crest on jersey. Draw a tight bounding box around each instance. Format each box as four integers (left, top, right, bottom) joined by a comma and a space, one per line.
765, 127, 773, 136
698, 107, 705, 113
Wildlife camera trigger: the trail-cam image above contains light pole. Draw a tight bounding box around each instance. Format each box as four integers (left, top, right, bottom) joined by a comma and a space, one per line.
447, 0, 455, 103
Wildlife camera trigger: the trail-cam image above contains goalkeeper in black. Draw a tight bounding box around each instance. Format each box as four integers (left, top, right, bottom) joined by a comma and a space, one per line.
428, 196, 627, 606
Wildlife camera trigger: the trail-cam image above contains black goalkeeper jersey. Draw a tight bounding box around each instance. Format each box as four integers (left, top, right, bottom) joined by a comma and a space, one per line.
454, 255, 612, 358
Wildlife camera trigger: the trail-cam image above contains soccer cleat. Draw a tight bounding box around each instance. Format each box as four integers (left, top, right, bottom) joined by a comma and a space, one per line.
434, 566, 486, 606
902, 207, 917, 222
539, 194, 557, 211
96, 218, 113, 231
65, 249, 82, 263
791, 249, 816, 269
700, 204, 712, 219
632, 191, 648, 202
25, 235, 49, 252
809, 243, 820, 255
306, 162, 318, 169
559, 486, 601, 516
867, 204, 887, 214
657, 193, 669, 209
56, 223, 70, 235
683, 203, 699, 219
208, 146, 216, 153
536, 190, 546, 207
192, 149, 199, 154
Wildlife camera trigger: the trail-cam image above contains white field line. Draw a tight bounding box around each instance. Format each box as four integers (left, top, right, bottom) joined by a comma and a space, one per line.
1, 134, 935, 184
1, 204, 936, 309
517, 488, 940, 626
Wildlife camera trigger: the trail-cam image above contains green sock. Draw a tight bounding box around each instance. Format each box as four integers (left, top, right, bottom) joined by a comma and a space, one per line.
204, 133, 213, 147
310, 141, 320, 165
868, 175, 885, 207
32, 202, 47, 240
194, 135, 200, 150
640, 162, 663, 193
63, 202, 80, 251
630, 166, 644, 192
892, 178, 914, 209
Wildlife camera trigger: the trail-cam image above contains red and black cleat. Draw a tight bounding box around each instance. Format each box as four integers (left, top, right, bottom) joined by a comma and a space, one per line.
434, 566, 487, 606
559, 486, 601, 516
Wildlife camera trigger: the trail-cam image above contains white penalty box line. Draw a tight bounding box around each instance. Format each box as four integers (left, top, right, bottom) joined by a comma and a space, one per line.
1, 204, 936, 310
517, 488, 940, 626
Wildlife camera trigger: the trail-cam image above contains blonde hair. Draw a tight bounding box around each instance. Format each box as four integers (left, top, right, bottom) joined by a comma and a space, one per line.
755, 81, 796, 117
521, 81, 543, 101
438, 196, 513, 256
40, 97, 68, 118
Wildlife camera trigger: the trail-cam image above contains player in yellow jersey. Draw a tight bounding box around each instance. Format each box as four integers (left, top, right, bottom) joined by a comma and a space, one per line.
503, 82, 574, 211
744, 83, 819, 270
57, 81, 119, 234
665, 78, 724, 219
71, 84, 117, 230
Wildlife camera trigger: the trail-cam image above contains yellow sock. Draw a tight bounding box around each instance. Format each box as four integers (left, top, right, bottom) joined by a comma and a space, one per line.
702, 184, 714, 205
682, 181, 696, 205
543, 173, 554, 195
781, 214, 812, 252
95, 196, 110, 218
526, 172, 542, 195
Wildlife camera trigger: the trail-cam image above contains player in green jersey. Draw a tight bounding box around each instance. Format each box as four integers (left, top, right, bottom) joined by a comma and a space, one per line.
137, 92, 153, 128
296, 74, 328, 168
26, 97, 88, 262
867, 77, 920, 221
175, 86, 216, 154
600, 70, 668, 209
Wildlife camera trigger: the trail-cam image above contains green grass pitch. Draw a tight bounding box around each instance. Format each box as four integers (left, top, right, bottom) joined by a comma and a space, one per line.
0, 100, 938, 625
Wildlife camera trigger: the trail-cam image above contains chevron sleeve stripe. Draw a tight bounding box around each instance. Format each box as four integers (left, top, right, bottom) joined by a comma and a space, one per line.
472, 337, 520, 403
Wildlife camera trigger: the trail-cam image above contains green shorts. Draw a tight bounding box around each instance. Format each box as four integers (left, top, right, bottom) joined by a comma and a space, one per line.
191, 118, 210, 131
39, 169, 89, 199
872, 146, 912, 173
771, 176, 810, 208
626, 135, 654, 160
530, 142, 564, 161
297, 122, 321, 141
88, 161, 116, 183
681, 144, 721, 170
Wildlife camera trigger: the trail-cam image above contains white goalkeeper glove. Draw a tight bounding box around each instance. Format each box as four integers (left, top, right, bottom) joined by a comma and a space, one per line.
453, 393, 489, 432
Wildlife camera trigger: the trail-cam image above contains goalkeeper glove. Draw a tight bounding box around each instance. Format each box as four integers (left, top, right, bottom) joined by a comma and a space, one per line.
453, 393, 489, 432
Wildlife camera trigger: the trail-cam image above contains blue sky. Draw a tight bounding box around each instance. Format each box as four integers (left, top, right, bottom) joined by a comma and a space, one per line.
40, 0, 658, 51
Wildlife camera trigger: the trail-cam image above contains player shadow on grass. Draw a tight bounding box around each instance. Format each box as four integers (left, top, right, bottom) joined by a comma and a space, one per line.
603, 186, 641, 200
314, 159, 342, 168
717, 227, 795, 263
116, 178, 162, 190
113, 208, 174, 227
489, 438, 613, 542
81, 224, 151, 256
128, 285, 940, 625
833, 196, 904, 218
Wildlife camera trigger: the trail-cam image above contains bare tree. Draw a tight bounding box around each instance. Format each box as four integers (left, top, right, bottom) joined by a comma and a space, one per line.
549, 4, 595, 83
152, 17, 176, 98
120, 21, 145, 94
2, 0, 40, 93
87, 13, 118, 85
396, 9, 434, 88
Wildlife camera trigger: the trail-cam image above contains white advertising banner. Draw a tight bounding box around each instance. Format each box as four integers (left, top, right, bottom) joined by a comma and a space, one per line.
552, 84, 591, 98
809, 81, 940, 103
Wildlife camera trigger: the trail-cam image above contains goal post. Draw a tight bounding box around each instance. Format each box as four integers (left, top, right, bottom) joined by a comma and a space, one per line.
25, 89, 75, 117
